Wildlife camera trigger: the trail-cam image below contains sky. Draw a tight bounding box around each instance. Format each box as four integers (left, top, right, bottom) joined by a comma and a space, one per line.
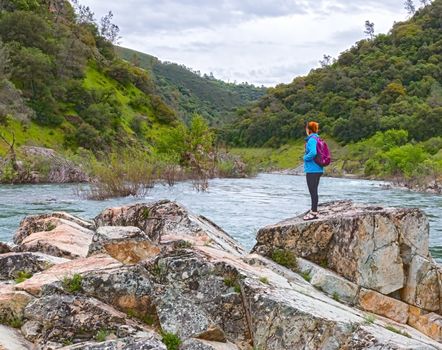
80, 0, 411, 86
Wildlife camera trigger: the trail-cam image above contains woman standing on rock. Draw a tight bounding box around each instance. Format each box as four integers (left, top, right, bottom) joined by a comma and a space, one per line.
303, 121, 324, 220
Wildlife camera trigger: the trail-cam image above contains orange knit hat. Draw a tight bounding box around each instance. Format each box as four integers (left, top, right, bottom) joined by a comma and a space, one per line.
307, 121, 319, 133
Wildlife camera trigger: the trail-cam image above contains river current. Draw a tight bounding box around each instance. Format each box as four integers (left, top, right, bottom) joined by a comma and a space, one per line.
0, 174, 441, 260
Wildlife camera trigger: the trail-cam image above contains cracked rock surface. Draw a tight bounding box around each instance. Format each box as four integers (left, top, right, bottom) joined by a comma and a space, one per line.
0, 200, 441, 349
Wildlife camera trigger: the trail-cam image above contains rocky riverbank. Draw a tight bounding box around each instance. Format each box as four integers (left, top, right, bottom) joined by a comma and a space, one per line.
0, 200, 441, 349
0, 146, 89, 184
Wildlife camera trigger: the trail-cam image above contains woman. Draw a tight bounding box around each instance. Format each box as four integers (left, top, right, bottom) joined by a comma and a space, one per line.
303, 121, 323, 220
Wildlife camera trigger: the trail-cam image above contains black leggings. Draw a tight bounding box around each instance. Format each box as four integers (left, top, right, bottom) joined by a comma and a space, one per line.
306, 173, 322, 212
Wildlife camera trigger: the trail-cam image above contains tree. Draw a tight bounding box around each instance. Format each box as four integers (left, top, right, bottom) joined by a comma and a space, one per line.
319, 54, 332, 67
364, 20, 375, 39
71, 0, 95, 24
404, 0, 416, 15
0, 39, 9, 80
420, 0, 431, 6
100, 11, 120, 44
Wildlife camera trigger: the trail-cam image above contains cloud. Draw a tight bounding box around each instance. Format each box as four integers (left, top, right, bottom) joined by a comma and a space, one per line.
80, 0, 409, 85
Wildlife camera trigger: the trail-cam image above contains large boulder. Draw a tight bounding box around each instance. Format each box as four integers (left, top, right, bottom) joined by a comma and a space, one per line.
14, 212, 95, 259
252, 201, 432, 297
401, 255, 440, 312
95, 200, 245, 256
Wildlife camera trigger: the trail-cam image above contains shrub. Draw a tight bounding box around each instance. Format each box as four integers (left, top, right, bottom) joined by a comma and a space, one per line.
161, 332, 181, 350
224, 276, 241, 293
385, 324, 411, 338
81, 150, 156, 200
62, 273, 82, 293
259, 276, 269, 284
14, 271, 32, 283
301, 271, 312, 282
271, 249, 297, 269
364, 313, 376, 324
95, 329, 109, 342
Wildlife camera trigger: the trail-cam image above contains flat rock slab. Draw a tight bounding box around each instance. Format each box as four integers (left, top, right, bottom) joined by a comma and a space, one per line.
17, 218, 94, 259
180, 339, 239, 350
95, 200, 245, 256
16, 254, 122, 296
59, 333, 166, 349
14, 212, 95, 245
88, 226, 161, 264
358, 288, 409, 324
0, 252, 68, 280
0, 325, 33, 350
253, 200, 429, 296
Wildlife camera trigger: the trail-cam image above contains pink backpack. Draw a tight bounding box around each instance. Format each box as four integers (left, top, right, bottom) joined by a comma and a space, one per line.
312, 136, 331, 166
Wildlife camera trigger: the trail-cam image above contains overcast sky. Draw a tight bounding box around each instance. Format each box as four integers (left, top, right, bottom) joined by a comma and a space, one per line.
80, 0, 411, 86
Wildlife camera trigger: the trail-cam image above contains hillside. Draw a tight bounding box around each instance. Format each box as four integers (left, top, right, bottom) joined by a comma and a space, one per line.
116, 46, 266, 125
0, 0, 182, 156
224, 0, 442, 187
0, 0, 254, 189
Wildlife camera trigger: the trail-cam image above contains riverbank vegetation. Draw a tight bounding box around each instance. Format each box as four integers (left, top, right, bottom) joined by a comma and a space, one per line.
0, 0, 256, 193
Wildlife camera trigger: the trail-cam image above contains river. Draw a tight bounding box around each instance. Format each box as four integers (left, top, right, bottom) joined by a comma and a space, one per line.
0, 174, 441, 260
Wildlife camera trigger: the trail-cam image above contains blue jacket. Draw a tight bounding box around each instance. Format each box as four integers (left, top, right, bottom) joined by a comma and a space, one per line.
304, 133, 324, 173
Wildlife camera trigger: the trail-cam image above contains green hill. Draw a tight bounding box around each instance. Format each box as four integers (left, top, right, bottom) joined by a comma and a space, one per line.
223, 0, 442, 187
225, 0, 442, 147
116, 46, 266, 125
0, 0, 182, 156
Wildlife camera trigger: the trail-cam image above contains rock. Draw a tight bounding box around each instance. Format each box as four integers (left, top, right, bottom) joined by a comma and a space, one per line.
59, 333, 166, 349
95, 200, 245, 256
18, 222, 93, 259
239, 273, 440, 350
253, 200, 429, 295
358, 288, 409, 324
401, 255, 440, 312
0, 324, 33, 350
154, 287, 227, 343
180, 338, 239, 350
297, 257, 360, 305
14, 212, 95, 259
19, 146, 89, 184
0, 285, 34, 325
149, 244, 442, 349
16, 254, 122, 296
88, 226, 160, 264
14, 212, 95, 245
0, 242, 12, 254
80, 264, 155, 317
408, 306, 442, 342
0, 252, 68, 281
23, 293, 144, 346
3, 201, 442, 349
